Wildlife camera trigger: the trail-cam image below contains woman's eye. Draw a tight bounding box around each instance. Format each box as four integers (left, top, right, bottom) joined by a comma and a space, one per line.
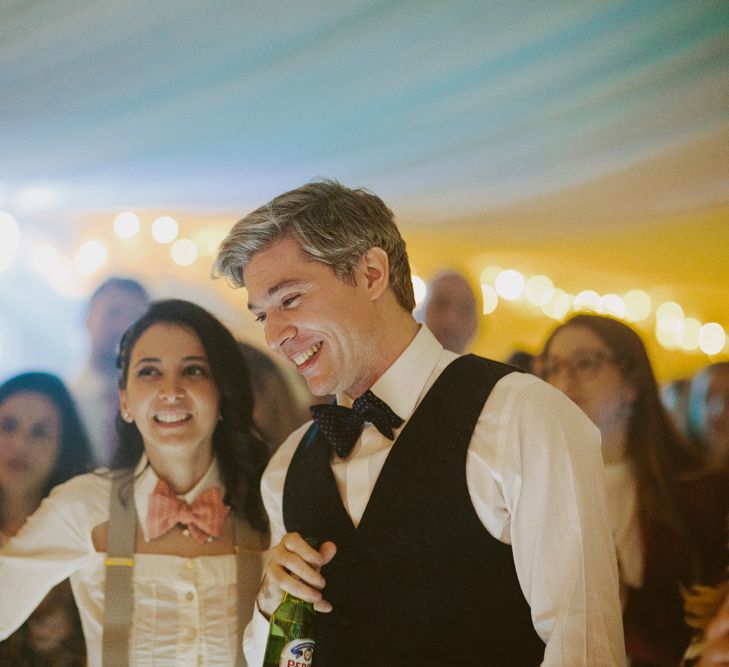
30, 425, 50, 439
184, 365, 208, 377
575, 358, 595, 371
137, 366, 160, 377
0, 417, 17, 434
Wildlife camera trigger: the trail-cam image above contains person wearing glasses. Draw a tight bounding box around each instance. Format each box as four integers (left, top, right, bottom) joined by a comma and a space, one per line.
539, 314, 729, 667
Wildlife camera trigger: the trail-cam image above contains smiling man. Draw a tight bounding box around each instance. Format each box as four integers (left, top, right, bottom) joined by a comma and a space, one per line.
213, 179, 625, 667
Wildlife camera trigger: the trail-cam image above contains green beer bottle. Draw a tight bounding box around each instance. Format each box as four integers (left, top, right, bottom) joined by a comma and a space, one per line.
262, 537, 318, 667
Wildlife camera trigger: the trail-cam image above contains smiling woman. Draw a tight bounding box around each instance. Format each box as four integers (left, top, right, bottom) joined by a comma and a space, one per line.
0, 300, 270, 667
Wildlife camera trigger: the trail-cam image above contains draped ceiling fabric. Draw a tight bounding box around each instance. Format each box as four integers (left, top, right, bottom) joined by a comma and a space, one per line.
1, 0, 728, 379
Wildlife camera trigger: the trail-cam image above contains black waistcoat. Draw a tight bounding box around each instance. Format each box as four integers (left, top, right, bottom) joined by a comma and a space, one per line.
283, 355, 545, 667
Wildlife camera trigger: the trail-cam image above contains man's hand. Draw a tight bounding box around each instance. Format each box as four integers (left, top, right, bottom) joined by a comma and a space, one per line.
257, 532, 337, 618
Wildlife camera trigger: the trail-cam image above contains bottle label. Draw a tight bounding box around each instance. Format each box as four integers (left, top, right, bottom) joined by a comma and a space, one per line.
278, 638, 315, 667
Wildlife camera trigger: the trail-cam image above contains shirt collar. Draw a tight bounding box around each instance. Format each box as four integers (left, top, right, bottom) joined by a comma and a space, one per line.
336, 325, 444, 422
133, 454, 224, 542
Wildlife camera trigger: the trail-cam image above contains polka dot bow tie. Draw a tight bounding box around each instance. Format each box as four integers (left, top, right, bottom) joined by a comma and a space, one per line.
309, 390, 404, 459
146, 480, 230, 545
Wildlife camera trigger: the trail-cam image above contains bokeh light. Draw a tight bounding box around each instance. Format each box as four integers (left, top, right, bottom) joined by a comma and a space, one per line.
170, 238, 198, 266
525, 275, 554, 306
114, 211, 141, 239
74, 240, 108, 276
151, 216, 179, 244
623, 289, 652, 322
598, 293, 625, 318
412, 275, 427, 306
481, 285, 498, 315
699, 323, 726, 355
494, 269, 525, 301
573, 290, 600, 312
656, 301, 684, 333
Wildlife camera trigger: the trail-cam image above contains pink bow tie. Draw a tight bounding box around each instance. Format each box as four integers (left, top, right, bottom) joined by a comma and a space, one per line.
146, 479, 230, 545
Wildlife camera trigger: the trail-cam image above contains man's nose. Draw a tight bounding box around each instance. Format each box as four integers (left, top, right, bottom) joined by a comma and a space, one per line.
266, 313, 296, 354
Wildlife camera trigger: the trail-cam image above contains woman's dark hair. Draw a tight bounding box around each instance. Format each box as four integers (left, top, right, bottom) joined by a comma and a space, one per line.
541, 314, 706, 573
0, 372, 93, 499
112, 299, 269, 533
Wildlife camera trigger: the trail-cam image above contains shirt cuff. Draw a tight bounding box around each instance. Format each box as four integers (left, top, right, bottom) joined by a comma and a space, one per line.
243, 601, 270, 667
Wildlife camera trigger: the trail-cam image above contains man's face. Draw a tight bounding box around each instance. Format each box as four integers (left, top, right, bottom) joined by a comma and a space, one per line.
244, 237, 379, 398
87, 287, 149, 370
424, 273, 478, 354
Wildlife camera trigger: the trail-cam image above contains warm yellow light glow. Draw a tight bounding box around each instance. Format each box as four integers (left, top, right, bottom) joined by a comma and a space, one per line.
170, 239, 198, 266
699, 323, 726, 355
543, 289, 572, 320
573, 290, 600, 312
114, 212, 140, 239
655, 322, 681, 350
525, 275, 554, 306
481, 285, 498, 315
151, 216, 179, 244
412, 275, 427, 306
679, 318, 701, 352
74, 240, 108, 276
494, 269, 525, 301
656, 301, 684, 333
624, 290, 652, 322
479, 265, 502, 286
0, 211, 20, 273
598, 293, 625, 318
31, 244, 59, 275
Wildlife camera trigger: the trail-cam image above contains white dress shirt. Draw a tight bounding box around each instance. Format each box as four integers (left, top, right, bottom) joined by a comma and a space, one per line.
244, 326, 625, 667
0, 457, 246, 667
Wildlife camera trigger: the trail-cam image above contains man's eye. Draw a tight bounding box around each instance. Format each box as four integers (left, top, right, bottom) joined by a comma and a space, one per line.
282, 294, 300, 308
575, 358, 596, 371
254, 313, 266, 323
0, 417, 17, 434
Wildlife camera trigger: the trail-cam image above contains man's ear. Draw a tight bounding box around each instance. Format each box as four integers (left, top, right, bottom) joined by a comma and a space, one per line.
360, 248, 390, 301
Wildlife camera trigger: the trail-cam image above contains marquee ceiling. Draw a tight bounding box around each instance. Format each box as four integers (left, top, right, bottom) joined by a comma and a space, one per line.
1, 0, 728, 379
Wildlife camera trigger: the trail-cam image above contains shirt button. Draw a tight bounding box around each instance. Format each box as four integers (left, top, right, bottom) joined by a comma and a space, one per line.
186, 591, 194, 602
185, 559, 194, 570
187, 628, 197, 642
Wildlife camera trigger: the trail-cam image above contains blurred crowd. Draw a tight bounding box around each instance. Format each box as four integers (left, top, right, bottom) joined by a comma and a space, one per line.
1, 265, 727, 667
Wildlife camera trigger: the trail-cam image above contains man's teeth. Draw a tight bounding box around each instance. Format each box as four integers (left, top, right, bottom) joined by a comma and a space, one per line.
293, 343, 321, 366
155, 412, 190, 423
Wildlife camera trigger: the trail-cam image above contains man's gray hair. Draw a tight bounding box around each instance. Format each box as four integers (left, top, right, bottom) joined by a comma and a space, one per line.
212, 179, 416, 312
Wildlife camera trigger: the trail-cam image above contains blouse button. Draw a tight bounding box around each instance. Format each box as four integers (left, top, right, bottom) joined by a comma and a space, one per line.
185, 559, 194, 570
187, 628, 197, 642
186, 591, 194, 602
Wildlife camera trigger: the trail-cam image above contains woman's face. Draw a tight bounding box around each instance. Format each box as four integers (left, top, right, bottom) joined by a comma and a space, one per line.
0, 391, 62, 496
542, 325, 636, 434
119, 322, 221, 464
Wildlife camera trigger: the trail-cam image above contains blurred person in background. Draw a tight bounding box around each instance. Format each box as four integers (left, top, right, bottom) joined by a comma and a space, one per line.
238, 340, 311, 454
661, 377, 692, 437
688, 362, 729, 470
415, 269, 479, 354
0, 371, 93, 666
539, 314, 729, 667
0, 299, 269, 666
72, 276, 150, 467
506, 349, 535, 373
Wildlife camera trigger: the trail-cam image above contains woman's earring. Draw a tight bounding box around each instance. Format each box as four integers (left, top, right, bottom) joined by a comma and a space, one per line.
122, 412, 133, 423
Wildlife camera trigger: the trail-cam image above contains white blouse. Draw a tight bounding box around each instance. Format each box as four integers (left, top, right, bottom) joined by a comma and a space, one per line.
0, 458, 259, 667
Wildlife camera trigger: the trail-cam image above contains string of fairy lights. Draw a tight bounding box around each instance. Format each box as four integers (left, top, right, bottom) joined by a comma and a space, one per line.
1, 209, 727, 358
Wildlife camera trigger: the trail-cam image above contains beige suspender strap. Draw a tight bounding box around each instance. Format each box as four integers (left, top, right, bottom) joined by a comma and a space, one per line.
102, 470, 137, 667
233, 518, 266, 667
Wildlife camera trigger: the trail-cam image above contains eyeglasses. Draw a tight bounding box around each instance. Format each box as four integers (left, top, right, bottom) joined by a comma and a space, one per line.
539, 350, 622, 383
